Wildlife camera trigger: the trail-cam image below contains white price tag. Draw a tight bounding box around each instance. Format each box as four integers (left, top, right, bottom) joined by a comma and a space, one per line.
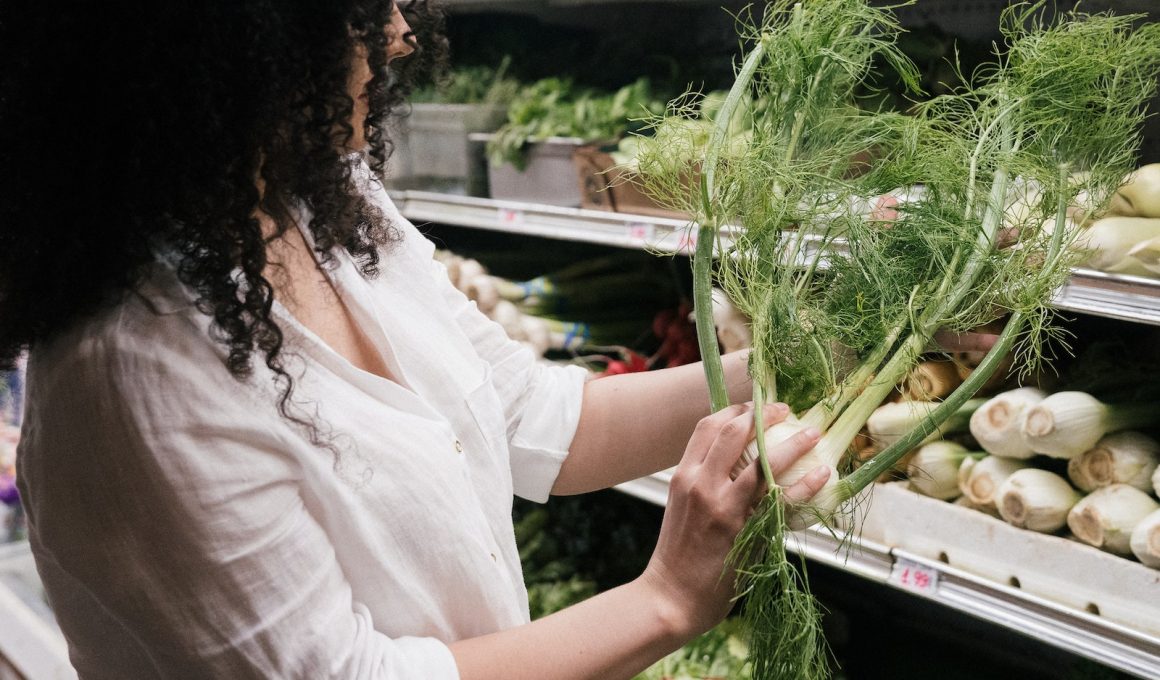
627, 221, 656, 243
889, 557, 940, 596
676, 229, 699, 253
497, 208, 525, 227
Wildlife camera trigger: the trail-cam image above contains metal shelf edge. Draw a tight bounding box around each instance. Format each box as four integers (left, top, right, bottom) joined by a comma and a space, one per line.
392, 190, 732, 255
393, 191, 1160, 325
612, 473, 1160, 679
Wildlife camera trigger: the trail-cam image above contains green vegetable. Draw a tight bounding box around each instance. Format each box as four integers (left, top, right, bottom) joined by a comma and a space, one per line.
487, 78, 664, 170
410, 56, 521, 106
635, 618, 753, 680
1020, 391, 1160, 459
526, 576, 598, 620
639, 1, 1160, 677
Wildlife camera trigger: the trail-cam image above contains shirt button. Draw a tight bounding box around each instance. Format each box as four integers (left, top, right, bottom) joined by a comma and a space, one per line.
454, 439, 463, 453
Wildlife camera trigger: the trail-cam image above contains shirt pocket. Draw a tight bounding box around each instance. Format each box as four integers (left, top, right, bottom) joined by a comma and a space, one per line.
463, 364, 509, 463
462, 369, 517, 510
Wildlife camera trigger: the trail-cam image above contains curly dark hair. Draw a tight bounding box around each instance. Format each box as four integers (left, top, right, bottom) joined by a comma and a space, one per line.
0, 1, 447, 428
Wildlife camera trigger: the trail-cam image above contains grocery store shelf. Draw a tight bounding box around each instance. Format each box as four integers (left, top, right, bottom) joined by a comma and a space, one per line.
615, 474, 1160, 680
392, 191, 1160, 325
392, 190, 727, 255
1053, 268, 1160, 326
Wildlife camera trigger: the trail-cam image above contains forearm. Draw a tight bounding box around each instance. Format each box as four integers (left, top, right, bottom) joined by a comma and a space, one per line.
450, 575, 688, 680
553, 350, 751, 495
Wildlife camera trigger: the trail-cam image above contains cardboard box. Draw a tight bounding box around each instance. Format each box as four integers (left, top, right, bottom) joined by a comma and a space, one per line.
572, 145, 690, 220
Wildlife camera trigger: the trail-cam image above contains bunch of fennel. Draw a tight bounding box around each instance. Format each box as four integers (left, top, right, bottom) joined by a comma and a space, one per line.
636, 2, 1160, 678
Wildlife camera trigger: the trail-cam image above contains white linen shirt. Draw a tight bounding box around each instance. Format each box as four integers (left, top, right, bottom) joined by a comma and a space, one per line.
16, 163, 588, 679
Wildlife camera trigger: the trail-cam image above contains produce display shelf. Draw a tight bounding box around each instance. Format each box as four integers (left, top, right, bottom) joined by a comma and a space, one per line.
615, 473, 1160, 680
391, 190, 734, 255
391, 190, 1160, 326
1053, 268, 1160, 327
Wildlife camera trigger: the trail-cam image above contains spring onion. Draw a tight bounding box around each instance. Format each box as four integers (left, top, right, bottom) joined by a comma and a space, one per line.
1129, 509, 1160, 568
1066, 431, 1160, 493
996, 468, 1081, 533
1067, 484, 1160, 555
969, 387, 1047, 459
1021, 391, 1160, 459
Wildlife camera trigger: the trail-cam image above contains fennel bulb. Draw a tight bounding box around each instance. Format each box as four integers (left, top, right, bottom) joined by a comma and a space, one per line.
907, 441, 980, 500
996, 469, 1081, 533
958, 455, 1031, 509
1109, 163, 1160, 218
1129, 509, 1160, 569
1080, 216, 1160, 276
969, 387, 1047, 459
866, 400, 980, 450
1020, 392, 1158, 459
740, 419, 842, 530
1067, 484, 1160, 555
1066, 431, 1159, 493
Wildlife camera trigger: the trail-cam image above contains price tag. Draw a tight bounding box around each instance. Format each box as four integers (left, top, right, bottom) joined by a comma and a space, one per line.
889, 557, 940, 596
627, 221, 656, 243
497, 208, 525, 227
676, 229, 699, 253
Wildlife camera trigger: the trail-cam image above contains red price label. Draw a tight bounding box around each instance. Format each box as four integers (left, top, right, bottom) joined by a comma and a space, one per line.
497, 208, 525, 227
676, 229, 699, 253
890, 557, 939, 595
627, 222, 656, 243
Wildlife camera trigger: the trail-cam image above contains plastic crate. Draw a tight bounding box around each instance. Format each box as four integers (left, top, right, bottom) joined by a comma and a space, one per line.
385, 103, 506, 193
473, 135, 585, 208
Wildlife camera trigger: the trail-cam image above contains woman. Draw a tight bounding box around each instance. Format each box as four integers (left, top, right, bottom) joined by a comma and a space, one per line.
0, 2, 829, 678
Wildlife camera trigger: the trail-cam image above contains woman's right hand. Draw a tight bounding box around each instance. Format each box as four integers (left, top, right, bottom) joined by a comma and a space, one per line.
639, 402, 831, 639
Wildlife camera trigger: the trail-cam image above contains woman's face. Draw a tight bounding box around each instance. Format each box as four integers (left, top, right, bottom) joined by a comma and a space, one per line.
347, 4, 414, 150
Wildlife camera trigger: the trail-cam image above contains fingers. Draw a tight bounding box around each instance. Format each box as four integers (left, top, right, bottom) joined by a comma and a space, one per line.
682, 403, 751, 468
931, 329, 1001, 354
702, 402, 790, 478
763, 426, 822, 479
779, 465, 832, 505
729, 455, 763, 505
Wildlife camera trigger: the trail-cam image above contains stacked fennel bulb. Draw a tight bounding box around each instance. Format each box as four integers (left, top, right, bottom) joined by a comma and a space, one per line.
957, 387, 1160, 568
879, 378, 1160, 569
1080, 164, 1160, 278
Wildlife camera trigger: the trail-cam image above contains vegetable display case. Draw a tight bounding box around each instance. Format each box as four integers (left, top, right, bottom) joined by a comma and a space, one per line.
86, 4, 1160, 672
391, 190, 1160, 327
390, 187, 1160, 677
4, 3, 1159, 680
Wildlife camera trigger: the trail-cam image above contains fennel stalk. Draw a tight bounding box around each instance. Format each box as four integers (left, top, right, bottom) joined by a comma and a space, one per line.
639, 2, 1160, 678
